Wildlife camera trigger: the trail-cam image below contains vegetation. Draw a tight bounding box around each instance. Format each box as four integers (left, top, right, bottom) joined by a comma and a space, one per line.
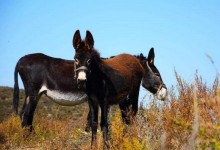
0, 72, 219, 149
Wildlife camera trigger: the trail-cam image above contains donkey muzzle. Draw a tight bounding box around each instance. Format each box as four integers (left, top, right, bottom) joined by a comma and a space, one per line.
76, 71, 86, 89
157, 86, 167, 100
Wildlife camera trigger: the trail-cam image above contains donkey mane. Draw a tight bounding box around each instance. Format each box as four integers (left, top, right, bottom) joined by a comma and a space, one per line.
135, 53, 147, 61
91, 49, 102, 62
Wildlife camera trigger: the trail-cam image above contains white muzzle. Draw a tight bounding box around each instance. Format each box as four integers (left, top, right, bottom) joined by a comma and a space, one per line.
77, 71, 87, 81
157, 87, 167, 100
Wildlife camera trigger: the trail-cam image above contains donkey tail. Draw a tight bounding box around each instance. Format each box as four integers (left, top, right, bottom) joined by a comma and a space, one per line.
13, 62, 19, 115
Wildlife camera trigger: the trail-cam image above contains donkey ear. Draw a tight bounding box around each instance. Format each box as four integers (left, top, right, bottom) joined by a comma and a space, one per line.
73, 30, 81, 50
85, 30, 94, 51
148, 47, 155, 65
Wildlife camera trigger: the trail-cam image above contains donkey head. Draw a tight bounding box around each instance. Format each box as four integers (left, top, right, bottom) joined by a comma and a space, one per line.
139, 48, 167, 100
72, 30, 94, 89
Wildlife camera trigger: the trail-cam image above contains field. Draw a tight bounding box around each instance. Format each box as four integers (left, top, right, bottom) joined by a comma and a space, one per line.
0, 72, 220, 150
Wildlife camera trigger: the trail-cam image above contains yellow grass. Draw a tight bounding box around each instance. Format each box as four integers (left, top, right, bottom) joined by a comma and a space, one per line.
0, 72, 220, 149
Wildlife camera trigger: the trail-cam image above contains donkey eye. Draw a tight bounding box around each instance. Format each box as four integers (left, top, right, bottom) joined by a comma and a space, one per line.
154, 73, 160, 76
75, 59, 79, 65
87, 59, 91, 65
154, 73, 161, 80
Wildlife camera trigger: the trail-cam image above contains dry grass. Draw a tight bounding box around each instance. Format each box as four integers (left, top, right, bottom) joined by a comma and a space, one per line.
0, 71, 220, 149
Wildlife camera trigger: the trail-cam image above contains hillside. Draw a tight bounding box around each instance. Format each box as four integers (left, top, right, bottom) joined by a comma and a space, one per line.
0, 73, 220, 149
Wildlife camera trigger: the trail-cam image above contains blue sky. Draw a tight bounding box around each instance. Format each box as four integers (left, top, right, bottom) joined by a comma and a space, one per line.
0, 1, 220, 100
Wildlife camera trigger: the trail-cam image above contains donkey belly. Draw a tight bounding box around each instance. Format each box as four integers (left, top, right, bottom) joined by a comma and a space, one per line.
39, 86, 87, 106
48, 91, 87, 106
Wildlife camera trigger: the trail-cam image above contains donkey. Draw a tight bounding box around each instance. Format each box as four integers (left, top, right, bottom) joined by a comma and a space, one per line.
72, 30, 167, 144
84, 49, 167, 132
13, 54, 88, 131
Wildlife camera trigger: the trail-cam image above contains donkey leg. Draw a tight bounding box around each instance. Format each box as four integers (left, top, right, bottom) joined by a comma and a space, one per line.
85, 109, 92, 132
100, 102, 111, 149
20, 96, 27, 120
131, 99, 138, 117
119, 99, 131, 124
21, 95, 39, 132
88, 99, 99, 145
100, 102, 110, 141
130, 86, 141, 118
